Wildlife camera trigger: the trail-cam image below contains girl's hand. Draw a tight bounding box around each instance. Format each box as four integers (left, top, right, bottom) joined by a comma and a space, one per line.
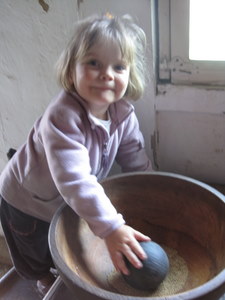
104, 224, 151, 275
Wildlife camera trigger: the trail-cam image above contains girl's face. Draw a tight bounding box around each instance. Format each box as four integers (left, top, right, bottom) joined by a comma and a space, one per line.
73, 39, 130, 119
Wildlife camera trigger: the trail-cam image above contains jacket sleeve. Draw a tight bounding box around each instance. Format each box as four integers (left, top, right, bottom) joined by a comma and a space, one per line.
116, 111, 153, 172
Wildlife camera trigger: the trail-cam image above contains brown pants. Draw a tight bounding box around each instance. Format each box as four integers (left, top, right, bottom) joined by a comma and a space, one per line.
0, 197, 54, 280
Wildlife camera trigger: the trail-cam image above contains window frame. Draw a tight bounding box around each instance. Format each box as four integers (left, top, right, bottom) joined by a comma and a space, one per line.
156, 0, 225, 87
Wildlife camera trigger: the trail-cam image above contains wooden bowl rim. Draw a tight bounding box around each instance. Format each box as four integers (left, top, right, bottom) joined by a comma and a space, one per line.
49, 171, 225, 300
101, 171, 225, 202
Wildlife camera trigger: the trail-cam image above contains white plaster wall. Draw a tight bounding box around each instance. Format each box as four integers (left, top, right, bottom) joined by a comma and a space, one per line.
0, 0, 81, 170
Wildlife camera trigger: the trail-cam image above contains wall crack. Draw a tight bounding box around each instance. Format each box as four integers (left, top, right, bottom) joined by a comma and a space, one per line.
38, 0, 49, 12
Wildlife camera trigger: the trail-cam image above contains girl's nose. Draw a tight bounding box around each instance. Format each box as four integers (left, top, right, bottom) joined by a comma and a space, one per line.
99, 67, 113, 81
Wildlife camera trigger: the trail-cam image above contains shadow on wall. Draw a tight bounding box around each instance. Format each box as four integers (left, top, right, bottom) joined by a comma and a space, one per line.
7, 148, 17, 160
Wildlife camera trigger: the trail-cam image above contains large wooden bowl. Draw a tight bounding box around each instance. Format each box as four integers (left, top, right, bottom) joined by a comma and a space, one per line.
49, 172, 225, 300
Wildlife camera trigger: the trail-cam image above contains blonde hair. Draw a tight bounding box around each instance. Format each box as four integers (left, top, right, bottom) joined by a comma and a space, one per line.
55, 14, 147, 100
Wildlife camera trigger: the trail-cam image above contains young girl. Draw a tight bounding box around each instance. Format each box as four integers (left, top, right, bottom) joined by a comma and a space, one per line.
0, 14, 152, 295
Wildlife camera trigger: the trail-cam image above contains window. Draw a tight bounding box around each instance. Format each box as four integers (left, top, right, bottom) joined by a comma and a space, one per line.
157, 0, 225, 86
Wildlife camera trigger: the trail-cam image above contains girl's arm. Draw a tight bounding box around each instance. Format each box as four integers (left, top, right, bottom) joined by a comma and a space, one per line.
109, 111, 152, 273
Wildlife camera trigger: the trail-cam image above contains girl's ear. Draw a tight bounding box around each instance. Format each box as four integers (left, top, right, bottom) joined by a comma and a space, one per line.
69, 70, 77, 91
69, 70, 75, 85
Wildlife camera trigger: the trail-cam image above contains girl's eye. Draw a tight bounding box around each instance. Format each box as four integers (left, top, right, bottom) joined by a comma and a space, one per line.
115, 64, 127, 71
87, 59, 99, 67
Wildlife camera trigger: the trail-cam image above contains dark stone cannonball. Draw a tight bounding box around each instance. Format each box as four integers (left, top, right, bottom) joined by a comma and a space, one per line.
123, 241, 169, 290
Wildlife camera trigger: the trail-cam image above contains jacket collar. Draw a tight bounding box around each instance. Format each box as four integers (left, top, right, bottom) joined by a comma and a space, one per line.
69, 90, 134, 130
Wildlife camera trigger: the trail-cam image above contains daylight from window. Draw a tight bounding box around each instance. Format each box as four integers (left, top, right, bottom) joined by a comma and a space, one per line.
189, 0, 225, 61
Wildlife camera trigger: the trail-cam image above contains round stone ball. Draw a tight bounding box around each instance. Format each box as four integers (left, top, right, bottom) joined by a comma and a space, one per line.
123, 241, 169, 290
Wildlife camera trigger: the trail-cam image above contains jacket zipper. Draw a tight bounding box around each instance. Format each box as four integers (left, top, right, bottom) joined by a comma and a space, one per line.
102, 141, 109, 171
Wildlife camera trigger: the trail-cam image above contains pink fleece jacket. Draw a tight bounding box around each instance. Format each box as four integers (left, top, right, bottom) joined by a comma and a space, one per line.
0, 90, 152, 238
